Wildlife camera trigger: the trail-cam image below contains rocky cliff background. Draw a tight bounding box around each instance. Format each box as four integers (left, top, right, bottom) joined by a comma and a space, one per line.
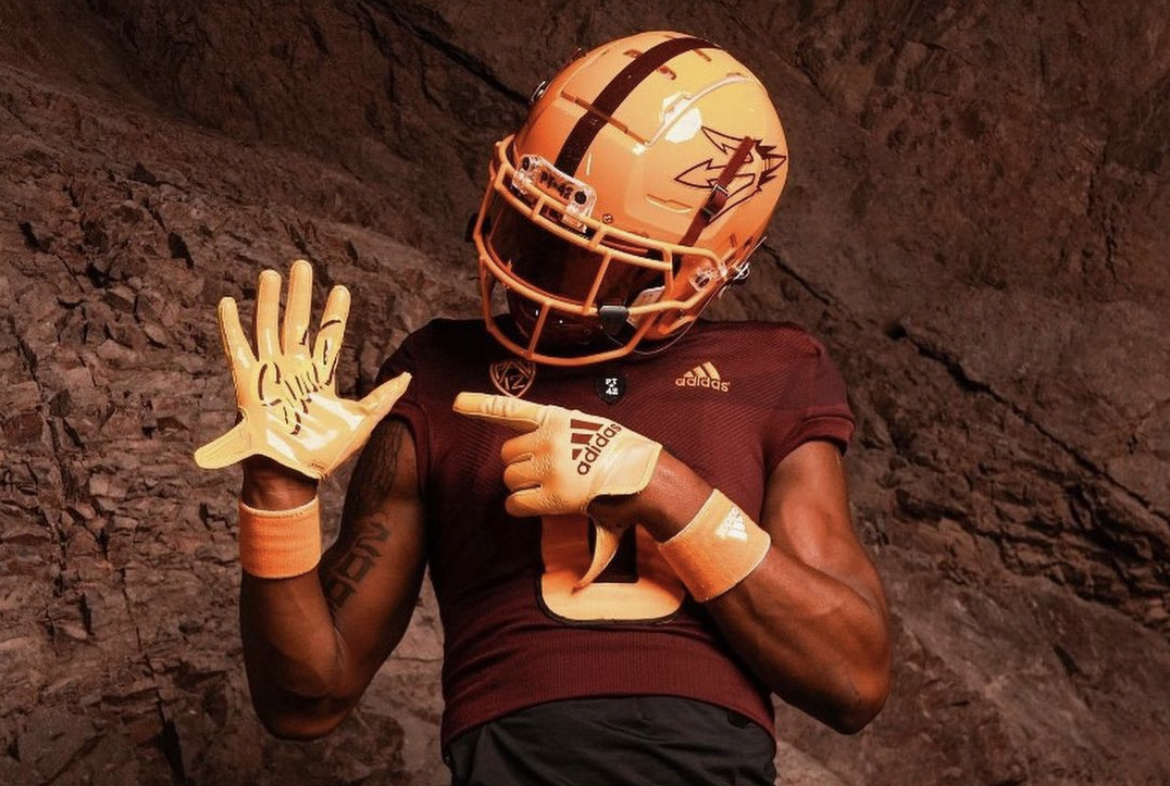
1, 1, 1168, 784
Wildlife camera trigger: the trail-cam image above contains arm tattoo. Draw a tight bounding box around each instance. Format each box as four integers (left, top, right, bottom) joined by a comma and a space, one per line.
323, 418, 407, 612
324, 513, 391, 610
343, 418, 406, 517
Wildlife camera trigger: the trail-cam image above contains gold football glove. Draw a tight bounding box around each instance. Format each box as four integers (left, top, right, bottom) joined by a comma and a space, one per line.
453, 392, 662, 586
195, 259, 410, 479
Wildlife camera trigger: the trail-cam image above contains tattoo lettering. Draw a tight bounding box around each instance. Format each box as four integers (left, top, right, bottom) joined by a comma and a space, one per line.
324, 514, 390, 610
324, 417, 407, 611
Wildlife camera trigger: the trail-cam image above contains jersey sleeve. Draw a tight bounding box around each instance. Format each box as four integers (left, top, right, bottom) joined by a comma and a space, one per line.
763, 332, 854, 474
376, 327, 431, 496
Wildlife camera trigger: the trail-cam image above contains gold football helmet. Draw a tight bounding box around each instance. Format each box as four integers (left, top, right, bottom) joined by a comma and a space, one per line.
472, 31, 789, 366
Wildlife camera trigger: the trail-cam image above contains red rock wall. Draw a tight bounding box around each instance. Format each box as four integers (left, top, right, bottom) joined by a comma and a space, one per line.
1, 1, 1168, 784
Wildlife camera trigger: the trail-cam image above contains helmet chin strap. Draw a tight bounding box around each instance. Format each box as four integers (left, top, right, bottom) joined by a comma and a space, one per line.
621, 279, 731, 360
625, 319, 700, 359
608, 136, 755, 358
677, 135, 758, 248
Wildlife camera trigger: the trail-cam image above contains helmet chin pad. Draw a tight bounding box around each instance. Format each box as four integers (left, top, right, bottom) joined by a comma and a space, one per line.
506, 289, 607, 349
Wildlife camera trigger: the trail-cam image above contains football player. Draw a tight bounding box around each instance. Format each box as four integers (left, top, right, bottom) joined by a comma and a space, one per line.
198, 31, 891, 784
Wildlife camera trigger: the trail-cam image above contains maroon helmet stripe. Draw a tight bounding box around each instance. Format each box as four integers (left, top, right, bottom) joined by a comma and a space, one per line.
553, 36, 717, 177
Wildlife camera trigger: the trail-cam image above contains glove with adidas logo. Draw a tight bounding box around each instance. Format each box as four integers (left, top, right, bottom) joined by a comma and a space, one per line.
453, 392, 663, 585
453, 392, 662, 516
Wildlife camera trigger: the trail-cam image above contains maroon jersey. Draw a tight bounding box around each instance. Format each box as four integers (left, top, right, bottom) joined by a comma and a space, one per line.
379, 318, 854, 746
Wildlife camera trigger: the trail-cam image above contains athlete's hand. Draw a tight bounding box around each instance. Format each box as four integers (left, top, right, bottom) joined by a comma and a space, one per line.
194, 259, 411, 480
453, 392, 662, 586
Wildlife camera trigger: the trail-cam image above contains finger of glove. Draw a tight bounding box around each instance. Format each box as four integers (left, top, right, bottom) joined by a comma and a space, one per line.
504, 488, 558, 519
194, 421, 252, 469
360, 372, 412, 419
255, 269, 283, 360
499, 429, 547, 466
501, 454, 541, 492
314, 285, 350, 387
217, 297, 256, 375
452, 392, 547, 432
281, 259, 313, 358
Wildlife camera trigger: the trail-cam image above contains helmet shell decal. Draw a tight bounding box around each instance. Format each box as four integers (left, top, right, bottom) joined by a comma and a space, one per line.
673, 128, 788, 222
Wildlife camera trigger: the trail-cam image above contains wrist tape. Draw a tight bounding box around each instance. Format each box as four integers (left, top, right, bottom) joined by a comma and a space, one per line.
238, 497, 322, 578
657, 489, 771, 602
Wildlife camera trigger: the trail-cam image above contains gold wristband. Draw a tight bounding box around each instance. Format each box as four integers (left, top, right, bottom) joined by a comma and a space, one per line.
238, 497, 322, 578
657, 489, 771, 602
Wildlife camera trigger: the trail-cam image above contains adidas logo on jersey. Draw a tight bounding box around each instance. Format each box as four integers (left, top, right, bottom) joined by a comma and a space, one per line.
569, 418, 623, 475
715, 507, 750, 542
676, 362, 730, 392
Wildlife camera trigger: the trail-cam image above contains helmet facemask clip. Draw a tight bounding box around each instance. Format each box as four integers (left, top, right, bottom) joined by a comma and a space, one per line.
598, 304, 631, 338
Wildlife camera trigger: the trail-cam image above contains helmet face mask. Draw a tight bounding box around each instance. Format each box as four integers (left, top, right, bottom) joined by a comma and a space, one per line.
484, 163, 666, 310
472, 31, 789, 366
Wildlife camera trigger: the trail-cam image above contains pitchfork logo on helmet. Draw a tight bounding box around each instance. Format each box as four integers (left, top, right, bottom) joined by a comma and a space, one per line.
471, 31, 789, 367
674, 128, 788, 222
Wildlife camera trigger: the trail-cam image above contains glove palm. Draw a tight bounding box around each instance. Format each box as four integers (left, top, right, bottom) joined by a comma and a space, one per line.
195, 259, 410, 479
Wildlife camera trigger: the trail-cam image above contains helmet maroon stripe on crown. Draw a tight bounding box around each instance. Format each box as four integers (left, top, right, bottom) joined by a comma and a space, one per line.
553, 35, 718, 177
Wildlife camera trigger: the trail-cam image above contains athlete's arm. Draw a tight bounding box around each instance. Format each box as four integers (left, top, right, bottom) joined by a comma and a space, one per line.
238, 417, 427, 739
600, 441, 891, 734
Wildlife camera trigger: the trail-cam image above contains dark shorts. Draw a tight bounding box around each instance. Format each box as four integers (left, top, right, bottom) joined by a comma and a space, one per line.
444, 696, 777, 786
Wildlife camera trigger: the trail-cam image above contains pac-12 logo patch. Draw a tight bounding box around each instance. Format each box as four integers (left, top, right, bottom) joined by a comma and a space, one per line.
490, 359, 536, 398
